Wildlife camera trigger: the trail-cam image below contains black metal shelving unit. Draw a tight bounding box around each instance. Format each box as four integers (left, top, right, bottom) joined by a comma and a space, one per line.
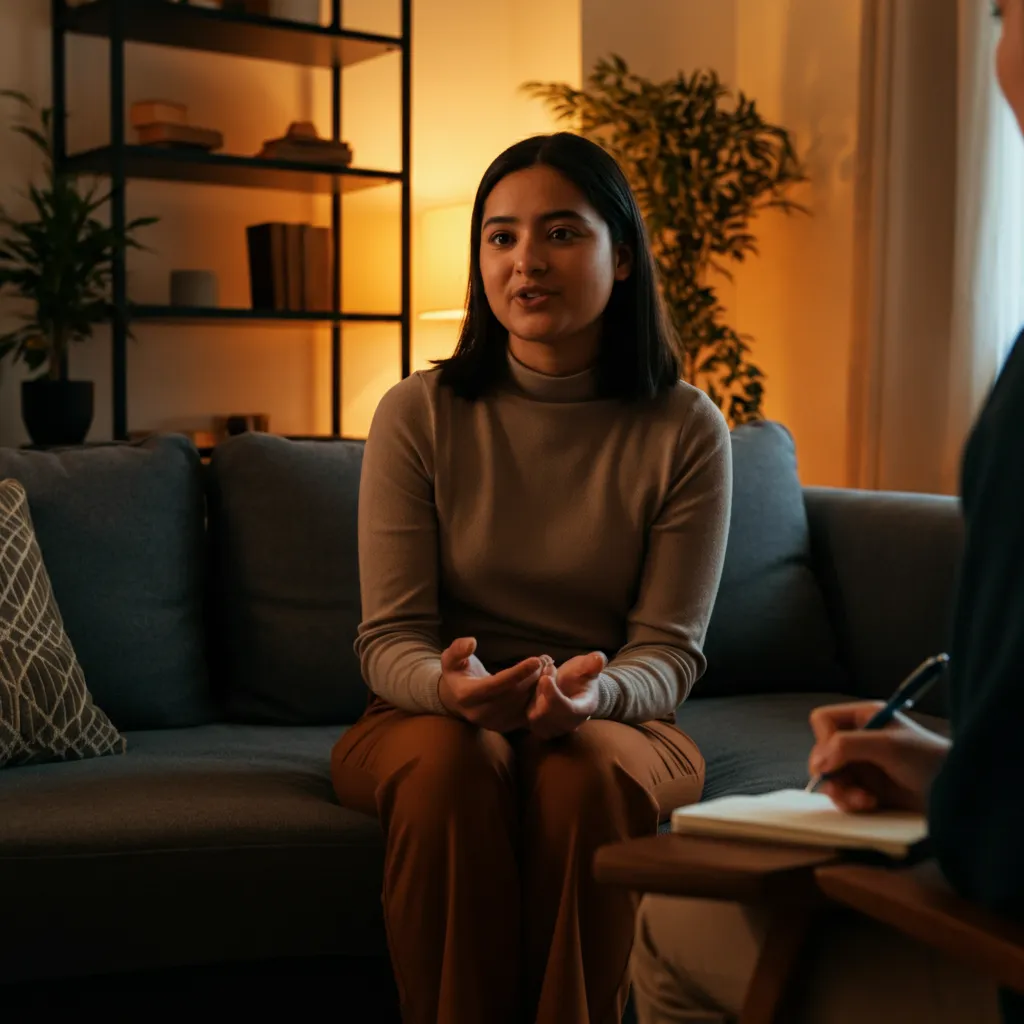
51, 0, 412, 441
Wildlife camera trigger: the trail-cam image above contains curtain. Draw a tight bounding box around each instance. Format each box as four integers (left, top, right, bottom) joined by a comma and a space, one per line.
847, 0, 960, 494
849, 0, 1024, 495
943, 0, 1024, 494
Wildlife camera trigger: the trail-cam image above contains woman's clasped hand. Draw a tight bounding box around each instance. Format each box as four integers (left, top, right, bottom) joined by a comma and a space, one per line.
437, 636, 608, 738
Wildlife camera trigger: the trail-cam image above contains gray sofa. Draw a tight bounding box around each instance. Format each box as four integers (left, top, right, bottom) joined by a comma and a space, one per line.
0, 423, 962, 1014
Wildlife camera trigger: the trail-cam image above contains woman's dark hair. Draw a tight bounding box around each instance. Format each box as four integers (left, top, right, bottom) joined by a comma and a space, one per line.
434, 132, 679, 401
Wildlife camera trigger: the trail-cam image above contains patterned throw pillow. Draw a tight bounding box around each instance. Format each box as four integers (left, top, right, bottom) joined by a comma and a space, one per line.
0, 478, 126, 767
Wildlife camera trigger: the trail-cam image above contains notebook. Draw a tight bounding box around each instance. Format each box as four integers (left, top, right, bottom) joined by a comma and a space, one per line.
670, 789, 929, 858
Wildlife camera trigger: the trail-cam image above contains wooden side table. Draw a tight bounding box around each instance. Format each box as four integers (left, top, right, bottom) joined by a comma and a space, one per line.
816, 860, 1024, 995
594, 834, 840, 1024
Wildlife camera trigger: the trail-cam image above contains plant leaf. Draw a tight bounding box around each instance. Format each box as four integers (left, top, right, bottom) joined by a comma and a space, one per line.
523, 53, 808, 424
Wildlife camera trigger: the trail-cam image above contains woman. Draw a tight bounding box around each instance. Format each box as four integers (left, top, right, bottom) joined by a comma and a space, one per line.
330, 132, 732, 1024
631, 1, 1024, 1021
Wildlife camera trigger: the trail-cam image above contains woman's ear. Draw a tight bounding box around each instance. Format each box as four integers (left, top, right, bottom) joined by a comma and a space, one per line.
614, 243, 634, 282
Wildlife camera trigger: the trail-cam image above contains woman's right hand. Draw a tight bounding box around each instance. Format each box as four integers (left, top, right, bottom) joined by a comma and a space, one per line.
437, 637, 543, 733
808, 702, 952, 813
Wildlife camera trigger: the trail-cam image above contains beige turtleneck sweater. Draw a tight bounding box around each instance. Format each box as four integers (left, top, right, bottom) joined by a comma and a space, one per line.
353, 351, 733, 724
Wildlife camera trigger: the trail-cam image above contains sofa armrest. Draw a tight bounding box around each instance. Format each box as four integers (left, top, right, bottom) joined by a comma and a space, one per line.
803, 487, 963, 712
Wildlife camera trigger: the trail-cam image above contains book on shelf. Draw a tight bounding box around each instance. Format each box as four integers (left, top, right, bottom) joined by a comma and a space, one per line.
285, 224, 304, 311
130, 101, 187, 129
301, 225, 332, 311
135, 123, 224, 151
246, 221, 333, 313
258, 140, 353, 166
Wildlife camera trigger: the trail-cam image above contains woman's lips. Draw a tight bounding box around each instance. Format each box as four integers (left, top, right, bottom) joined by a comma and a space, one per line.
513, 291, 557, 311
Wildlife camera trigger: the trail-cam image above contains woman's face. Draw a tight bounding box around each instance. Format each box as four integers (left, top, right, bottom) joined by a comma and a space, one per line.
996, 0, 1024, 132
478, 164, 631, 356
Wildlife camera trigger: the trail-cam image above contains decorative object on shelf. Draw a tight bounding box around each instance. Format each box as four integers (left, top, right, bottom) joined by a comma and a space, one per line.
170, 269, 219, 308
257, 121, 352, 166
221, 413, 270, 436
525, 56, 808, 426
247, 221, 332, 312
0, 91, 157, 446
131, 98, 223, 152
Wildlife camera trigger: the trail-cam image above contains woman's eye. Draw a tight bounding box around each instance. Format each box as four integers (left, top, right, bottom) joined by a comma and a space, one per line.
489, 231, 514, 246
550, 227, 577, 241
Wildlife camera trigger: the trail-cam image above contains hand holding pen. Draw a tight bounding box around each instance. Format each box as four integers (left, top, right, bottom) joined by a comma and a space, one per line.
804, 654, 953, 814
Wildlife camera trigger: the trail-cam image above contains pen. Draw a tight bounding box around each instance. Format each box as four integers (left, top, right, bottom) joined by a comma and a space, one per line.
804, 653, 950, 794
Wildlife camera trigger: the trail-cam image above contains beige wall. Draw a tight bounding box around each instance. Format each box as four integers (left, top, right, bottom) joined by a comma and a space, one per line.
583, 0, 866, 487
1, 0, 863, 471
0, 0, 580, 445
338, 0, 583, 436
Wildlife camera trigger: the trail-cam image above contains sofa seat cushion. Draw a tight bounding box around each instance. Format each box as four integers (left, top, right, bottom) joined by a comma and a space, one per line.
677, 693, 947, 802
0, 724, 386, 983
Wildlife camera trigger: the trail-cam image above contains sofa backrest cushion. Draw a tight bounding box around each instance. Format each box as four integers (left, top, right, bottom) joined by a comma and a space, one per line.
206, 433, 366, 725
697, 421, 846, 697
0, 435, 214, 729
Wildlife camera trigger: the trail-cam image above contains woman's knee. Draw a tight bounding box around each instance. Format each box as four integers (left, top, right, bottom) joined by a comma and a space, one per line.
519, 723, 659, 833
355, 713, 517, 829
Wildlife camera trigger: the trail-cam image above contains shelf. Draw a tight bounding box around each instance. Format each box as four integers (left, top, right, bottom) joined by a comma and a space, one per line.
63, 1, 403, 70
64, 145, 402, 194
128, 306, 403, 325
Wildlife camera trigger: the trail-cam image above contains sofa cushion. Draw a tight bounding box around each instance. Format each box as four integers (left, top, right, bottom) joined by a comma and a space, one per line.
678, 692, 849, 800
206, 434, 367, 725
0, 479, 125, 766
0, 436, 213, 729
677, 692, 948, 802
698, 422, 845, 697
0, 723, 386, 982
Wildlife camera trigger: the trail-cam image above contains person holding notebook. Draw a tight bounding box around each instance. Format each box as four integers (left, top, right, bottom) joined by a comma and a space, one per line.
630, 0, 1024, 1021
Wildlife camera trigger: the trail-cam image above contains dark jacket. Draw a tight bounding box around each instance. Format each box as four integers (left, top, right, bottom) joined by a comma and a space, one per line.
930, 329, 1024, 1022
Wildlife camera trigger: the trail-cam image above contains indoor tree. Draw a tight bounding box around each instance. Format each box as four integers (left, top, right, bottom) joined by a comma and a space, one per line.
524, 56, 808, 425
0, 90, 156, 443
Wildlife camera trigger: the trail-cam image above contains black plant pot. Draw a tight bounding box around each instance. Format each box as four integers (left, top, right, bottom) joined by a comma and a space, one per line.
21, 378, 95, 447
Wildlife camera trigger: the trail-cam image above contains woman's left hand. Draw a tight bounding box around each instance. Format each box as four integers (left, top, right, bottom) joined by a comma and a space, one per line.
527, 652, 607, 740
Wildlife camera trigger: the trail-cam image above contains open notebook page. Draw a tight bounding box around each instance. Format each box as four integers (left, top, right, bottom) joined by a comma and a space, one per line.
671, 789, 928, 858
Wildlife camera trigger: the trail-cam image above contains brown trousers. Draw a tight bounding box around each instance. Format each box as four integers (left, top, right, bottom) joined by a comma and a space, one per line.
331, 699, 704, 1024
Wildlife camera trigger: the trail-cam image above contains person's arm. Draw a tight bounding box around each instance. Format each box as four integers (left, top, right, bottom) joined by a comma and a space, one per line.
592, 391, 733, 723
352, 375, 448, 715
929, 346, 1024, 919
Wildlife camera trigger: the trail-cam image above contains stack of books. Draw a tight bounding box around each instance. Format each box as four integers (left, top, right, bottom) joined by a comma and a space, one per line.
246, 223, 333, 312
256, 121, 353, 166
131, 100, 223, 152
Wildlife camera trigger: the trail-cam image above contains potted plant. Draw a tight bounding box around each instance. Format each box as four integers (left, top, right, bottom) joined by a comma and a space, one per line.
0, 91, 156, 446
525, 57, 808, 426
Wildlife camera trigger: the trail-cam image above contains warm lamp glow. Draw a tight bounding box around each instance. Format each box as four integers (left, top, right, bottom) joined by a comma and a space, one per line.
418, 203, 472, 321
419, 309, 465, 321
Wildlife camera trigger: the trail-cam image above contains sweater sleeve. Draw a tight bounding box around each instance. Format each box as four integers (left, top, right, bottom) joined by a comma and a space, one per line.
592, 390, 733, 723
928, 337, 1024, 920
352, 374, 447, 715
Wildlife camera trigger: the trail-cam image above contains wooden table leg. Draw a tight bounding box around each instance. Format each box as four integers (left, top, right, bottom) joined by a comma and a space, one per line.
738, 903, 817, 1024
